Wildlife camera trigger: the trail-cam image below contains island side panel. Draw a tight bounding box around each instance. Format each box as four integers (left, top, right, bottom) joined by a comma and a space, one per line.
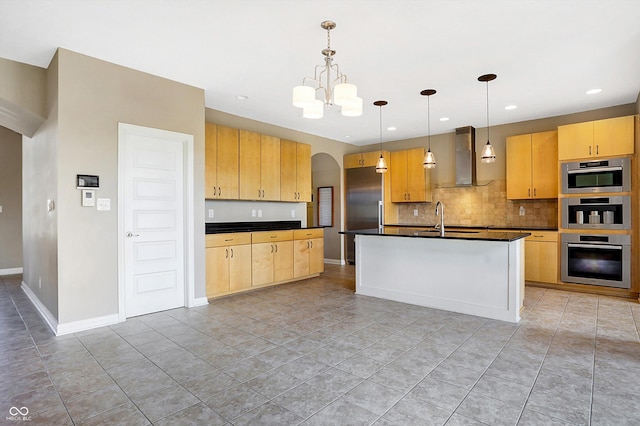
354, 234, 523, 323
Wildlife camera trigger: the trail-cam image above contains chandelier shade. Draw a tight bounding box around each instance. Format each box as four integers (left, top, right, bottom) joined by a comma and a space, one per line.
374, 100, 388, 174
293, 21, 362, 118
421, 89, 437, 169
478, 73, 497, 164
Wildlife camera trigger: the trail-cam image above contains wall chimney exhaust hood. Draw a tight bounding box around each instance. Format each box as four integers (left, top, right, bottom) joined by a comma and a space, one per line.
455, 126, 476, 186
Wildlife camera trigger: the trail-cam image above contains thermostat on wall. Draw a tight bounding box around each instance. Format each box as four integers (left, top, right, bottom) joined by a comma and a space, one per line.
82, 189, 96, 207
77, 174, 99, 189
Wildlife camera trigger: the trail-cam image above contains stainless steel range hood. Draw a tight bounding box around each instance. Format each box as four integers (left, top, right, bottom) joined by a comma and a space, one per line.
455, 126, 476, 186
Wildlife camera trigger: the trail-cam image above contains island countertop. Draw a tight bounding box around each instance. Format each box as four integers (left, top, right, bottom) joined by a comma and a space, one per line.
340, 227, 529, 242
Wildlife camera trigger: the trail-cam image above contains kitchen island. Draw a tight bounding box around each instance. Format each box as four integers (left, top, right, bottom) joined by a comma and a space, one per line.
341, 227, 529, 323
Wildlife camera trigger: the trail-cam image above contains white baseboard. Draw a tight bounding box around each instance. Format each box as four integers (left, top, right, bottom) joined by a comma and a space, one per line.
21, 282, 58, 335
1, 267, 23, 276
56, 314, 120, 336
324, 258, 344, 265
21, 281, 120, 336
192, 296, 209, 307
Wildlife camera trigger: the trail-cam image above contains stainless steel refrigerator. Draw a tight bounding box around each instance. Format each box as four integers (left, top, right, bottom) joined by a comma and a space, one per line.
345, 166, 383, 264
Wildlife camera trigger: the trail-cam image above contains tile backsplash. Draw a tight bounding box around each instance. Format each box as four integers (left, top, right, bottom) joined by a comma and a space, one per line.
396, 179, 557, 228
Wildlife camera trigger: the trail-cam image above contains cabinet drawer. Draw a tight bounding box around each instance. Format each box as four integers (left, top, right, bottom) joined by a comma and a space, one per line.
206, 232, 251, 247
293, 228, 324, 240
525, 231, 558, 242
252, 230, 293, 244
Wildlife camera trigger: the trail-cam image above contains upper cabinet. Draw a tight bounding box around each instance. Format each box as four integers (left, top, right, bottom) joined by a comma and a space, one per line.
390, 148, 431, 203
344, 151, 384, 169
239, 131, 281, 201
205, 123, 239, 199
280, 140, 312, 202
506, 130, 558, 199
558, 116, 634, 161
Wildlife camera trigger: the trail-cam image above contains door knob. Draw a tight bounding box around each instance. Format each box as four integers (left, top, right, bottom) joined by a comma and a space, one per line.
126, 232, 140, 237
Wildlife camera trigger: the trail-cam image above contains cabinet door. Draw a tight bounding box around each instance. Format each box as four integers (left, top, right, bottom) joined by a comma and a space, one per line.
531, 130, 558, 199
362, 151, 383, 167
261, 135, 281, 201
344, 153, 363, 169
205, 123, 217, 199
525, 240, 558, 284
229, 244, 252, 291
296, 143, 312, 202
252, 242, 274, 286
293, 239, 310, 278
309, 237, 324, 275
239, 130, 262, 200
217, 126, 239, 199
558, 122, 593, 160
406, 148, 427, 202
206, 247, 229, 297
390, 150, 408, 202
280, 139, 298, 202
506, 134, 532, 199
273, 240, 293, 282
593, 116, 634, 157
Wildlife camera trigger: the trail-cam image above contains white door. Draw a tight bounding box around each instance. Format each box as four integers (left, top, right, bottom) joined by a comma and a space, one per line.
121, 125, 186, 317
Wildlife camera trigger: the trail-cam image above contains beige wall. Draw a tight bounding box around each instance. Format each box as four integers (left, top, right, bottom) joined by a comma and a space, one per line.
23, 49, 205, 326
0, 57, 46, 136
312, 153, 341, 262
0, 126, 23, 271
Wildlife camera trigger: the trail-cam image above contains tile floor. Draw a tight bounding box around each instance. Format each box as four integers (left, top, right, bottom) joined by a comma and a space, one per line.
1, 265, 640, 425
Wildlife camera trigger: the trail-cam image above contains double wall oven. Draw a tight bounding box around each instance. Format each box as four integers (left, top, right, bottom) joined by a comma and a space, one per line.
560, 157, 632, 289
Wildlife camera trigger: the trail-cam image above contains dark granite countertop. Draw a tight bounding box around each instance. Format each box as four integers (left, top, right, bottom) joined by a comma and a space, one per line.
340, 227, 529, 242
206, 221, 322, 234
384, 223, 557, 231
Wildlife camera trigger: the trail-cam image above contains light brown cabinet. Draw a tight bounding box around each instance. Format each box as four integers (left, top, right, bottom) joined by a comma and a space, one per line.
251, 230, 293, 286
390, 148, 431, 203
293, 229, 324, 278
239, 131, 281, 201
525, 231, 558, 284
205, 233, 252, 297
506, 130, 558, 199
280, 140, 312, 202
344, 151, 385, 169
205, 123, 239, 199
558, 115, 634, 161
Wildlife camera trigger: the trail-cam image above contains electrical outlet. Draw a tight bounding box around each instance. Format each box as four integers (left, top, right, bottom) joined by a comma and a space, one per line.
291, 209, 296, 218
258, 210, 262, 218
39, 277, 42, 289
413, 209, 419, 217
519, 206, 525, 216
252, 209, 256, 217
208, 209, 214, 218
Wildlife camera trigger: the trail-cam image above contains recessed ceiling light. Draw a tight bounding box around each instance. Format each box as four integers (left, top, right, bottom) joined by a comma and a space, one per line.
344, 135, 351, 139
586, 88, 602, 95
439, 117, 449, 122
387, 126, 397, 131
505, 105, 517, 110
236, 95, 249, 100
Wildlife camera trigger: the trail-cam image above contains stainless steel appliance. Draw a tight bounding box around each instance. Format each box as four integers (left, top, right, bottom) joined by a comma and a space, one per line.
561, 233, 631, 289
561, 195, 631, 230
561, 157, 630, 194
345, 167, 383, 264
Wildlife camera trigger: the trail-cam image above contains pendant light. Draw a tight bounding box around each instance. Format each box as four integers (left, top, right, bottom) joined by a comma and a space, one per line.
374, 100, 388, 173
421, 89, 437, 169
478, 73, 497, 163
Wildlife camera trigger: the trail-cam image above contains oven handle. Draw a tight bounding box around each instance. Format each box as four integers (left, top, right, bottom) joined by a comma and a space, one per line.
567, 243, 622, 250
567, 166, 622, 175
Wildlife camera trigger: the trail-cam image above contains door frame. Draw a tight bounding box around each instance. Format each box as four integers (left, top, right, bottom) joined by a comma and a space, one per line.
117, 122, 196, 322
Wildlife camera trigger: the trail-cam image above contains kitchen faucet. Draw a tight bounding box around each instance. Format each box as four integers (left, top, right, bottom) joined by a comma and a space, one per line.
435, 201, 445, 236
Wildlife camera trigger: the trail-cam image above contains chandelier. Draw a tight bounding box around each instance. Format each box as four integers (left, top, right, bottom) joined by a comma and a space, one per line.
292, 21, 362, 119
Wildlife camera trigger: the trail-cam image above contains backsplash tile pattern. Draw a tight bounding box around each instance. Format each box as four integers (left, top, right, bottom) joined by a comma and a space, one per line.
396, 179, 557, 228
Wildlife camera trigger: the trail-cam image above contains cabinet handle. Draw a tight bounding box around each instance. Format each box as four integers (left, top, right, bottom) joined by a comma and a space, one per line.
224, 238, 233, 242
533, 235, 544, 238
230, 248, 234, 258
225, 248, 229, 258
270, 244, 274, 253
589, 146, 592, 156
270, 235, 277, 238
275, 244, 278, 253
310, 241, 313, 248
262, 189, 265, 198
528, 188, 530, 197
307, 241, 310, 249
534, 188, 537, 197
596, 145, 599, 155
218, 187, 221, 197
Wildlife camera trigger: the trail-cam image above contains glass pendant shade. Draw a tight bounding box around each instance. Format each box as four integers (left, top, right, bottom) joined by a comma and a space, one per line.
375, 155, 388, 173
480, 141, 496, 163
423, 149, 436, 169
341, 96, 363, 117
302, 99, 324, 119
292, 85, 315, 108
333, 83, 357, 106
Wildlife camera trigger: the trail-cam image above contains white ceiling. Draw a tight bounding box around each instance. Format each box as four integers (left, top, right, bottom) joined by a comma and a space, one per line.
1, 0, 639, 146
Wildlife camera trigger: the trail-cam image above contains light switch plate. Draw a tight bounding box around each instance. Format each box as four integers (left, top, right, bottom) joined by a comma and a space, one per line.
97, 198, 111, 211
208, 209, 214, 218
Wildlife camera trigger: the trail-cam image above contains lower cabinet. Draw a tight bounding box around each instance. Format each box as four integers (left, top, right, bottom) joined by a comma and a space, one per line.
525, 231, 558, 284
293, 229, 325, 278
206, 233, 252, 297
251, 230, 294, 287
